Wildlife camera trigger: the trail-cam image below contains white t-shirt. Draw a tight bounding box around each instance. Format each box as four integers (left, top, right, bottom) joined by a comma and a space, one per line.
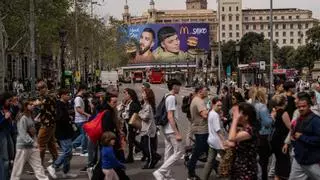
163, 94, 178, 134
74, 96, 87, 123
207, 110, 225, 150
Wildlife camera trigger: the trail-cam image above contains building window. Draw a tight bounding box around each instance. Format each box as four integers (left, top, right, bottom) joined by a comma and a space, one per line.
267, 16, 270, 20
229, 6, 232, 11
268, 32, 271, 37
222, 7, 225, 12
296, 15, 300, 19
236, 6, 239, 11
276, 39, 279, 43
229, 24, 232, 30
246, 25, 249, 30
260, 24, 264, 30
283, 39, 286, 44
305, 23, 309, 28
275, 24, 279, 29
236, 32, 240, 37
290, 31, 294, 37
283, 32, 286, 37
236, 15, 239, 21
298, 24, 302, 29
222, 24, 225, 30
259, 16, 263, 20
274, 16, 277, 20
290, 24, 294, 29
281, 16, 285, 20
245, 17, 248, 21
298, 39, 301, 43
275, 32, 279, 37
290, 39, 294, 44
268, 25, 270, 29
222, 32, 225, 37
289, 16, 292, 20
252, 17, 255, 21
222, 15, 225, 21
253, 25, 256, 30
229, 15, 232, 21
229, 32, 233, 37
283, 24, 286, 29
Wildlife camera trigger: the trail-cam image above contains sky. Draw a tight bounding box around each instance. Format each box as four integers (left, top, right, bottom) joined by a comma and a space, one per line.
93, 0, 320, 21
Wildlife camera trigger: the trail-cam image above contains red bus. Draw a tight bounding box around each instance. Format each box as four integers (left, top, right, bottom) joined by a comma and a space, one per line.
148, 68, 164, 84
132, 71, 143, 83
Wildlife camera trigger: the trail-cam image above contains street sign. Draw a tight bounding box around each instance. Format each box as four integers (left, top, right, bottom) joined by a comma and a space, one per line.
260, 61, 266, 70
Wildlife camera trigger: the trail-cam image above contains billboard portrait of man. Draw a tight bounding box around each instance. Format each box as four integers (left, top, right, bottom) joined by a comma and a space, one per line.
134, 28, 156, 63
153, 26, 187, 62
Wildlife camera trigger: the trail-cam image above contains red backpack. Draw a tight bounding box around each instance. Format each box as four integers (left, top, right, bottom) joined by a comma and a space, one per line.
83, 110, 107, 144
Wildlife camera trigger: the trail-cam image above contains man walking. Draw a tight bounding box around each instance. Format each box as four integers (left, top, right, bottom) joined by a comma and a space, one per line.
47, 89, 77, 179
153, 79, 184, 180
72, 84, 91, 156
36, 80, 58, 165
187, 85, 209, 180
289, 93, 320, 180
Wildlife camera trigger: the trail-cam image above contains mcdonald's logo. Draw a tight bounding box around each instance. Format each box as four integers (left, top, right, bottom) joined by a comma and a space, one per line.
180, 26, 189, 34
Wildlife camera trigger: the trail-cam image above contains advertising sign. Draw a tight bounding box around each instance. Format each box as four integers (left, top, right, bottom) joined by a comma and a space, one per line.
125, 23, 210, 64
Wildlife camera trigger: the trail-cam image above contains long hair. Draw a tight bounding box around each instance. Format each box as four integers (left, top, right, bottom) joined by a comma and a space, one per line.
143, 88, 156, 114
20, 99, 34, 118
124, 88, 139, 103
238, 102, 260, 139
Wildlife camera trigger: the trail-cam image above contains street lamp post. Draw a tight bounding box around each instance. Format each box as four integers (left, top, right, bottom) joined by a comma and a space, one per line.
59, 29, 67, 88
84, 47, 89, 85
236, 43, 240, 88
269, 0, 274, 93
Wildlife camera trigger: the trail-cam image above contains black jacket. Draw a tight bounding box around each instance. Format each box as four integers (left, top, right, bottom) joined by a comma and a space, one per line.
293, 112, 320, 165
55, 100, 74, 140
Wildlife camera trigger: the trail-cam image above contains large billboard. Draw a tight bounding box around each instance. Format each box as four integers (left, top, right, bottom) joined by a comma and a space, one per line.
125, 23, 210, 64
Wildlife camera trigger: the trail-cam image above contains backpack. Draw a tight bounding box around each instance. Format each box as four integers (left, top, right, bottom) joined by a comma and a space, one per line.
181, 94, 192, 118
155, 94, 172, 126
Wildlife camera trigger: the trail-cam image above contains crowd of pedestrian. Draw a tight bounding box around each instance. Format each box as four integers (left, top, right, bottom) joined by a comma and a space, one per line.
1, 77, 320, 180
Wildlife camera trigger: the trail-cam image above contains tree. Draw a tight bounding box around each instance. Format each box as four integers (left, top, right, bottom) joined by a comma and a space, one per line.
288, 45, 314, 70
278, 46, 295, 68
239, 32, 264, 63
306, 25, 320, 60
221, 40, 237, 70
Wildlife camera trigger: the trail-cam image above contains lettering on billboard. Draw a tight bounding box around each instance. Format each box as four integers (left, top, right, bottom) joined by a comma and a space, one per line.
192, 28, 207, 35
180, 26, 189, 35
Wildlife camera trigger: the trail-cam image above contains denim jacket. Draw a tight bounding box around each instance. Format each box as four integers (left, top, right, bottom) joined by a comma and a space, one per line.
254, 102, 273, 135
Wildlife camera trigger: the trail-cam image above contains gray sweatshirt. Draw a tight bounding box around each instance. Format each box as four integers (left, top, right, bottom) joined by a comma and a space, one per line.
16, 115, 36, 149
139, 103, 157, 137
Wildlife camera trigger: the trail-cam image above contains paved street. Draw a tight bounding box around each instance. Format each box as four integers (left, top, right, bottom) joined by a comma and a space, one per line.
21, 83, 210, 180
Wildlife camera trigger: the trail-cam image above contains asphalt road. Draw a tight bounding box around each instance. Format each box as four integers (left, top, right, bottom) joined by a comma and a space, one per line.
21, 83, 213, 180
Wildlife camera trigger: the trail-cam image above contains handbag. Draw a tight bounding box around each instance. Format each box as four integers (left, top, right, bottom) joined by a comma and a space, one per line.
128, 113, 142, 130
83, 110, 107, 144
218, 148, 235, 177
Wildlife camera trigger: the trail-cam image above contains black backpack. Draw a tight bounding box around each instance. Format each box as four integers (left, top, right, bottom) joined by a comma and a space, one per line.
155, 94, 172, 126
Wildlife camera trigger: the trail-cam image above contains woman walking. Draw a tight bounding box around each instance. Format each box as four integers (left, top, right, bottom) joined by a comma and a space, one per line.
139, 88, 160, 169
10, 99, 49, 180
225, 102, 260, 180
270, 95, 291, 180
120, 88, 141, 163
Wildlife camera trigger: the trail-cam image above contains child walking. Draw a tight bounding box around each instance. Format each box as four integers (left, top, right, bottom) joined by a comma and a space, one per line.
101, 132, 126, 180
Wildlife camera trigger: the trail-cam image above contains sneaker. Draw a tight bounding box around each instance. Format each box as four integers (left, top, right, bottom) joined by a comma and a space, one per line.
80, 153, 88, 157
62, 172, 78, 178
187, 174, 201, 180
46, 165, 57, 179
153, 170, 165, 180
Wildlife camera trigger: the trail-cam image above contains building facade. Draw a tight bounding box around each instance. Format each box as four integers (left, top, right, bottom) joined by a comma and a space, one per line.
124, 0, 319, 48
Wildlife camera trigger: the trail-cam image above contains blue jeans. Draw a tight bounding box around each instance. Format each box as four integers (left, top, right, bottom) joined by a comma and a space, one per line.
0, 130, 13, 180
187, 133, 209, 175
72, 122, 88, 153
54, 139, 73, 173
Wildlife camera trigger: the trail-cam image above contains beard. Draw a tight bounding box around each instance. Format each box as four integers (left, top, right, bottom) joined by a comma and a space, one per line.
139, 45, 151, 55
